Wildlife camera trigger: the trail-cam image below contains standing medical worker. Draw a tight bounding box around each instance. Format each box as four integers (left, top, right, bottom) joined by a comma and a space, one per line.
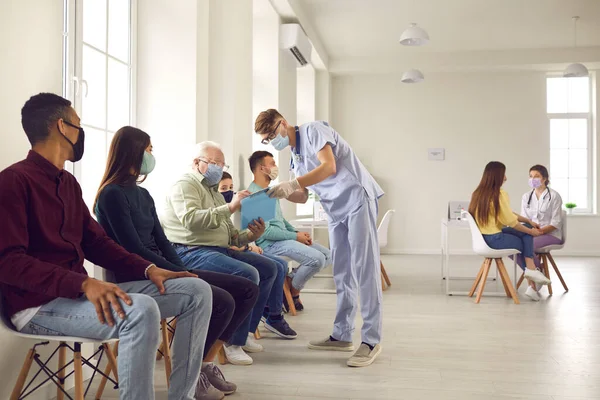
254, 109, 384, 368
518, 164, 564, 301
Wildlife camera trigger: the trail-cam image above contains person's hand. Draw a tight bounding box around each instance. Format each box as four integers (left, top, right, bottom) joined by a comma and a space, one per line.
530, 220, 541, 229
296, 232, 312, 245
82, 278, 132, 327
229, 190, 251, 212
530, 228, 543, 237
249, 244, 263, 254
267, 179, 301, 199
229, 245, 244, 252
146, 265, 198, 295
247, 218, 266, 240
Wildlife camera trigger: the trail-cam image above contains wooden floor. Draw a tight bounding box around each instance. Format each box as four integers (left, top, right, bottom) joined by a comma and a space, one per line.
58, 255, 600, 400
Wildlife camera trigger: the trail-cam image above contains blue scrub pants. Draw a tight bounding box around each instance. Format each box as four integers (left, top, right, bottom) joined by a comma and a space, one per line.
329, 197, 383, 345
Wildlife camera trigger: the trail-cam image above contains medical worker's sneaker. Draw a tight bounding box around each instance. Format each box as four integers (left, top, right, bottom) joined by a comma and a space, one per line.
308, 336, 354, 352
347, 343, 382, 367
264, 315, 297, 339
242, 333, 263, 353
524, 268, 551, 285
194, 372, 224, 400
525, 286, 541, 301
223, 345, 253, 365
202, 363, 237, 395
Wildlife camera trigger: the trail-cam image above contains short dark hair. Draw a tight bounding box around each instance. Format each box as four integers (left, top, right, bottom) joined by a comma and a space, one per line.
248, 151, 273, 172
529, 164, 550, 186
21, 93, 72, 145
220, 171, 232, 181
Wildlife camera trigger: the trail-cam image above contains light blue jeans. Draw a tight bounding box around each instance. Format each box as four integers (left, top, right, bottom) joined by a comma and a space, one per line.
263, 240, 332, 290
19, 278, 212, 400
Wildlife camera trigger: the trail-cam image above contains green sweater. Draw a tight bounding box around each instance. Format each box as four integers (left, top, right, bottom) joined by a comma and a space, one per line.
248, 182, 297, 248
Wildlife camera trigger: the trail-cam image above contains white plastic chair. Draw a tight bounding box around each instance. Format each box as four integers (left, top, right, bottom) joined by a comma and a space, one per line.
0, 292, 118, 400
517, 209, 568, 294
465, 213, 521, 304
378, 210, 395, 291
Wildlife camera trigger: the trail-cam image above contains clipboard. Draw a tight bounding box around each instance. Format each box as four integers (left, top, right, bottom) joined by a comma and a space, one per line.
240, 189, 276, 228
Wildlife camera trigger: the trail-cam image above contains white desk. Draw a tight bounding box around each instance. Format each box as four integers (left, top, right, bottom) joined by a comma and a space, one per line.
441, 218, 500, 296
289, 218, 334, 294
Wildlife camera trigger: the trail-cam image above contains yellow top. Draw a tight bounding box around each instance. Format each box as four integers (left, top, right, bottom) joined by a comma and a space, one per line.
476, 189, 518, 234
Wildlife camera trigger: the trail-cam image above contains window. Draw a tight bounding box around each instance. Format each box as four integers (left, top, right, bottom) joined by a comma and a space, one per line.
65, 0, 135, 210
547, 76, 594, 213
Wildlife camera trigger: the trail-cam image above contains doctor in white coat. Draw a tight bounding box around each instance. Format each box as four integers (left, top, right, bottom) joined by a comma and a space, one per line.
518, 164, 563, 301
254, 109, 384, 368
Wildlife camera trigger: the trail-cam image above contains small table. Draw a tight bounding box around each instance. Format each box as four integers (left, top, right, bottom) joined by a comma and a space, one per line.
441, 218, 499, 296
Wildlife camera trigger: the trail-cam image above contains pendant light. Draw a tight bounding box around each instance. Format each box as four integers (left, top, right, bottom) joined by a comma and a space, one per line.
401, 69, 424, 83
399, 23, 429, 46
563, 16, 589, 78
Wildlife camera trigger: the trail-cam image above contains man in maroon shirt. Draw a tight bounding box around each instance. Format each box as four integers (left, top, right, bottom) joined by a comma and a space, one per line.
0, 93, 213, 400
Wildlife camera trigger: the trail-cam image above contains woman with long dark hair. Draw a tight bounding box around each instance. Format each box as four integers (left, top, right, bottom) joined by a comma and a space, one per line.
468, 161, 552, 288
95, 126, 259, 399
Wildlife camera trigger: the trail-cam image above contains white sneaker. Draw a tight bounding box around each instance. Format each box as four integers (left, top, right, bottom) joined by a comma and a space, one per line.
223, 345, 253, 366
525, 286, 541, 301
242, 333, 264, 353
524, 269, 551, 286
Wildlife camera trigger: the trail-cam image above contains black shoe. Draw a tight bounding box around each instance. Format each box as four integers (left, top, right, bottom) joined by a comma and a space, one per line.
264, 316, 297, 339
293, 296, 304, 311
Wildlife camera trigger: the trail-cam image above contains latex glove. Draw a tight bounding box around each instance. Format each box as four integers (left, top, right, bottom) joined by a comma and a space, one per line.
267, 179, 301, 199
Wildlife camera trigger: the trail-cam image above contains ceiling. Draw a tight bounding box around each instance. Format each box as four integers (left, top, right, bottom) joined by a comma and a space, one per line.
299, 0, 600, 58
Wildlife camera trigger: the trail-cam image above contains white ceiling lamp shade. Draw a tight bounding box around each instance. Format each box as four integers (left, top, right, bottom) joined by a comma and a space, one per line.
401, 69, 424, 83
564, 16, 588, 78
399, 23, 429, 46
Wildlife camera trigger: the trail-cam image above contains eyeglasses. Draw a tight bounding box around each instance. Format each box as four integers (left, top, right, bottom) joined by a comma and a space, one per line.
198, 158, 229, 171
260, 121, 282, 145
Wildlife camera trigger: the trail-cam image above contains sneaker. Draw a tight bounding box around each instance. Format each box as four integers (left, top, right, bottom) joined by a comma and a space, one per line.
347, 343, 382, 368
194, 372, 225, 400
308, 336, 354, 352
222, 345, 253, 365
202, 363, 237, 395
264, 316, 298, 339
242, 333, 263, 353
524, 268, 551, 286
525, 286, 541, 301
293, 296, 304, 311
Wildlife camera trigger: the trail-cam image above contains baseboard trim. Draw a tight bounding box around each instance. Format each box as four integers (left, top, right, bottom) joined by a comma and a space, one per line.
381, 248, 600, 257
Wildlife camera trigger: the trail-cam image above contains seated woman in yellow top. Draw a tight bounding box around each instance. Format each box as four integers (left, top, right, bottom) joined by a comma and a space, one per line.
468, 161, 551, 287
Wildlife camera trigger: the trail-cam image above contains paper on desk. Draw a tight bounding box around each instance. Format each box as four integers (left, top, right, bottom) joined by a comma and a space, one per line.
240, 189, 276, 229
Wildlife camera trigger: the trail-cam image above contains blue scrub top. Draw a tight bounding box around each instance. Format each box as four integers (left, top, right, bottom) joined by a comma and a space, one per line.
291, 121, 384, 223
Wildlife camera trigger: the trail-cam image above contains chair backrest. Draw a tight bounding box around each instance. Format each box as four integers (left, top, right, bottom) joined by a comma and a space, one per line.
0, 291, 18, 334
465, 212, 493, 255
377, 210, 395, 249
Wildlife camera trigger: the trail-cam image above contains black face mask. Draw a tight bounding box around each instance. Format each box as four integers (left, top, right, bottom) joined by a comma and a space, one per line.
222, 190, 234, 203
62, 120, 86, 162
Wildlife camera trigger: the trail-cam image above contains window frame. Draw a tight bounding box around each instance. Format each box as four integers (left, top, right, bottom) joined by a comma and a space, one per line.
546, 73, 596, 215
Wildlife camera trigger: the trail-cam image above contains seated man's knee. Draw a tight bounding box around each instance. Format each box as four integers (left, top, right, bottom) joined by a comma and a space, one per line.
314, 252, 327, 270
125, 294, 161, 343
180, 277, 212, 308
255, 257, 278, 281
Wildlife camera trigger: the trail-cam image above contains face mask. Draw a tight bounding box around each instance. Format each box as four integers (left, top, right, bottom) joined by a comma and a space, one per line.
202, 163, 224, 186
528, 178, 542, 188
221, 190, 234, 203
140, 151, 156, 175
265, 165, 279, 180
270, 132, 289, 151
62, 122, 85, 162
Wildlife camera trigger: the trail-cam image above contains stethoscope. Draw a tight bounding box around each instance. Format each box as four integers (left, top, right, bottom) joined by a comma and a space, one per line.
526, 188, 551, 211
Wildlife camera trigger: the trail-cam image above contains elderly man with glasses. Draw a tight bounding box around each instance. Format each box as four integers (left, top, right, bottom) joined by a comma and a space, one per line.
162, 141, 298, 366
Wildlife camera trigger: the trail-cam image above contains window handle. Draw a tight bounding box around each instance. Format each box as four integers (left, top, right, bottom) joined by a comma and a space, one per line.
72, 76, 80, 96
81, 79, 89, 98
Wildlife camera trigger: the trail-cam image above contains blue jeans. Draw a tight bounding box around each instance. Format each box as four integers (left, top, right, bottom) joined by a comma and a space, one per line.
483, 227, 534, 266
260, 253, 287, 312
175, 245, 280, 346
263, 240, 331, 290
19, 278, 212, 400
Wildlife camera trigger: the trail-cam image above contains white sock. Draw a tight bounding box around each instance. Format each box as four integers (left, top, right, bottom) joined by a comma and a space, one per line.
202, 362, 212, 368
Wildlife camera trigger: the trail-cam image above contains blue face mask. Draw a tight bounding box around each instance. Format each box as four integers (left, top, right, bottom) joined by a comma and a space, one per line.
270, 132, 289, 151
140, 151, 156, 175
221, 190, 234, 203
202, 163, 224, 186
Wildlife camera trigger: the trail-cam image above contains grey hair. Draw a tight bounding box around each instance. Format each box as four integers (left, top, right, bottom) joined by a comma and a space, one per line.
193, 141, 222, 160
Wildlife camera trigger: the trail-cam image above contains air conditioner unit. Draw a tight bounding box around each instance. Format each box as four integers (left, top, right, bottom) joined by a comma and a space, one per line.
279, 24, 311, 67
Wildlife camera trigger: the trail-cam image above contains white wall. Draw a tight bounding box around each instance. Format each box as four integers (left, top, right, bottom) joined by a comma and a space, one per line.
136, 0, 198, 211
0, 2, 70, 398
332, 70, 600, 255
